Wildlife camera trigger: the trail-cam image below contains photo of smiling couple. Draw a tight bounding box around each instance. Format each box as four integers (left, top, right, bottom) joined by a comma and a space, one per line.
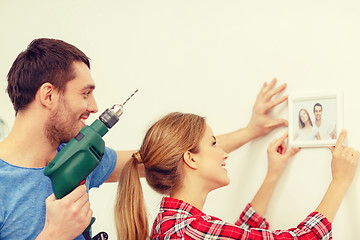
294, 103, 337, 142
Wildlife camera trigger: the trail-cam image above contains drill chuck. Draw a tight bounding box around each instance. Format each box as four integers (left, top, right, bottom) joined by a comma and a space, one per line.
99, 104, 123, 129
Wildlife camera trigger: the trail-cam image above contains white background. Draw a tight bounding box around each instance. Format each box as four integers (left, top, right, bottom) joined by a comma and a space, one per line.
1, 1, 360, 239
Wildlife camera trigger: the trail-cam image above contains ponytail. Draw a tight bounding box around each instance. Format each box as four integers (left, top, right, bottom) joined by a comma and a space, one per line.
114, 112, 206, 239
114, 152, 148, 240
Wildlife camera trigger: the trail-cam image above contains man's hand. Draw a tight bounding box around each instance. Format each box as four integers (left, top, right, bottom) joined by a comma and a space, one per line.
246, 78, 288, 139
37, 185, 93, 240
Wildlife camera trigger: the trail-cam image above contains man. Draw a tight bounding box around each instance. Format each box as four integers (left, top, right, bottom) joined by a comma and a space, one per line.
313, 103, 336, 140
0, 38, 288, 239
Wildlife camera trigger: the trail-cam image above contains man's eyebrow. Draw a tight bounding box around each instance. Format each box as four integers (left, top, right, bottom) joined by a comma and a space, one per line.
82, 84, 95, 91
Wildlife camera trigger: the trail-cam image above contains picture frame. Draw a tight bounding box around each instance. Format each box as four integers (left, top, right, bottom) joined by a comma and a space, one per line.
288, 92, 343, 148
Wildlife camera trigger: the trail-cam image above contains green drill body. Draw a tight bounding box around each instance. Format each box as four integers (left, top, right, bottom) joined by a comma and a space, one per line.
43, 119, 108, 199
43, 90, 137, 238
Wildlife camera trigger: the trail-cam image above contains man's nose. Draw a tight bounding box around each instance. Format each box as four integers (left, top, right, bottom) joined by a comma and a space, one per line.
88, 95, 98, 113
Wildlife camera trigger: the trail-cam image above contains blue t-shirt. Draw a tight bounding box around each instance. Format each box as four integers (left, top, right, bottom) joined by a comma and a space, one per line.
0, 145, 117, 240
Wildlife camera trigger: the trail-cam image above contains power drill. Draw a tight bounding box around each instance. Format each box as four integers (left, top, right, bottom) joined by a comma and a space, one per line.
44, 90, 138, 240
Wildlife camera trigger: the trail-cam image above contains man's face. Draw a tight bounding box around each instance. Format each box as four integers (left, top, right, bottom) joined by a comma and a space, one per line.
45, 62, 98, 145
314, 106, 322, 121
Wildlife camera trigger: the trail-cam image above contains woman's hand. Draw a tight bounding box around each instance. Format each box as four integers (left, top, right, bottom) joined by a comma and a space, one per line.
267, 131, 300, 179
329, 130, 359, 184
215, 78, 289, 153
251, 131, 300, 216
315, 130, 359, 222
246, 78, 288, 139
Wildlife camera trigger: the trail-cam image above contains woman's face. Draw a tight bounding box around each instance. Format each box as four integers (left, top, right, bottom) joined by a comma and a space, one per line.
299, 110, 309, 124
192, 124, 230, 192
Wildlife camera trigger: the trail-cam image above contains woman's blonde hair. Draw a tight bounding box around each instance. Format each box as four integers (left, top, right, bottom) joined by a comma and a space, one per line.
114, 112, 206, 240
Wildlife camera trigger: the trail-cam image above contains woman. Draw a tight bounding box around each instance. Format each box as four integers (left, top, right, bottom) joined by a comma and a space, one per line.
115, 112, 358, 239
294, 108, 320, 141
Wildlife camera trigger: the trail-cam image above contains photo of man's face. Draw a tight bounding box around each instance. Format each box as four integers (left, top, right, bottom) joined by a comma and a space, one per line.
314, 105, 322, 121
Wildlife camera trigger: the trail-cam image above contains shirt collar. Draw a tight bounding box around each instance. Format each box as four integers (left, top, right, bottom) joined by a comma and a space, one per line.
160, 197, 205, 217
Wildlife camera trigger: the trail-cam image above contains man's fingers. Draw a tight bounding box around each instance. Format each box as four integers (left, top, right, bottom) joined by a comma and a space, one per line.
63, 185, 88, 203
46, 193, 56, 204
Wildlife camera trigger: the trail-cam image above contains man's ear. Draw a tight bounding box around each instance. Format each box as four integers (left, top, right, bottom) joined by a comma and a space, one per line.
37, 83, 56, 109
183, 151, 198, 170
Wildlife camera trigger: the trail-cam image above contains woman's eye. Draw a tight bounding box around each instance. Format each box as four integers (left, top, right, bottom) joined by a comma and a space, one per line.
212, 141, 217, 146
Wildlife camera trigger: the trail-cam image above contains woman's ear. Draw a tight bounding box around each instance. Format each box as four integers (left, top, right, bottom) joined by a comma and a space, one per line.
183, 151, 198, 170
37, 83, 56, 109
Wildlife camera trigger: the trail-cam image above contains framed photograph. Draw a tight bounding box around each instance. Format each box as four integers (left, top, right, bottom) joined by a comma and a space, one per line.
288, 92, 343, 148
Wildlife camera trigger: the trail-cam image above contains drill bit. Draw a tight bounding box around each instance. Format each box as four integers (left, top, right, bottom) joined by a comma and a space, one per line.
121, 89, 139, 106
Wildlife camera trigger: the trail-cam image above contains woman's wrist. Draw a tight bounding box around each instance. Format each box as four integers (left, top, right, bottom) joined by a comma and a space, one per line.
265, 171, 282, 183
329, 178, 352, 193
244, 124, 262, 140
315, 178, 352, 222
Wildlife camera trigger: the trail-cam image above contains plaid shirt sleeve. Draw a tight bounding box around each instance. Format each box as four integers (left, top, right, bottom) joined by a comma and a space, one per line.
184, 211, 332, 240
151, 198, 332, 240
235, 203, 269, 230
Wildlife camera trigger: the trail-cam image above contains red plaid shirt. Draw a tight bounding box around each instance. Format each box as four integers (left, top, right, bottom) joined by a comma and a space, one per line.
150, 197, 332, 240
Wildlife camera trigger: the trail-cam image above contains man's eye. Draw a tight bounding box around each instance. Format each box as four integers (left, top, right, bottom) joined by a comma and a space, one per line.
212, 141, 217, 146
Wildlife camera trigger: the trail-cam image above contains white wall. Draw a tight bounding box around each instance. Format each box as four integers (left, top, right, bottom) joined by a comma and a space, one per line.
1, 1, 360, 239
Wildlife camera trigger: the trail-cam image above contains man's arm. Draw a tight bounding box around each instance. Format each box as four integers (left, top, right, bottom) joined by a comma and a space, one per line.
105, 150, 146, 182
217, 78, 288, 153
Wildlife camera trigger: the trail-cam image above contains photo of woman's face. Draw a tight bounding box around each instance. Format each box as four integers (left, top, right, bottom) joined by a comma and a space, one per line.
299, 110, 308, 124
